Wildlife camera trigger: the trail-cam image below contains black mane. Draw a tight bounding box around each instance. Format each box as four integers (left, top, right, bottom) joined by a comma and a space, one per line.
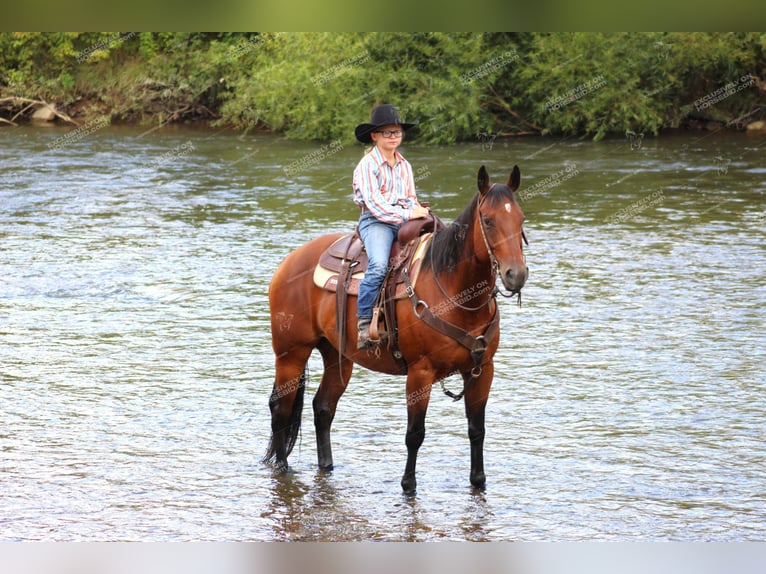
423, 185, 515, 276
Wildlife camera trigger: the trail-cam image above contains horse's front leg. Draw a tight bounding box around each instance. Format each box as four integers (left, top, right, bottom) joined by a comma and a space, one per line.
401, 369, 433, 493
463, 360, 494, 489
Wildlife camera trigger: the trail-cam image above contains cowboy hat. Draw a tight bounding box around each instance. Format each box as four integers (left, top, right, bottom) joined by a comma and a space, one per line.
354, 104, 419, 144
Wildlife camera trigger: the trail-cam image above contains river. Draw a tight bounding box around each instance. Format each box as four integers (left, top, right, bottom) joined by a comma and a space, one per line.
0, 124, 764, 541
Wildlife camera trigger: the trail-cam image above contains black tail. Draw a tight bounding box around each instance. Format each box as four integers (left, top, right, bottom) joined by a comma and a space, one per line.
263, 369, 306, 465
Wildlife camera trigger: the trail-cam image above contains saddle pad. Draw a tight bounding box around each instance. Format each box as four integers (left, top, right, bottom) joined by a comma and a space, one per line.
393, 233, 431, 299
313, 264, 365, 294
313, 232, 433, 297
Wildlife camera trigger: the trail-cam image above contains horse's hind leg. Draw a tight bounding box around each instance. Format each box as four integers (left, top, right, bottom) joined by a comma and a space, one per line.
265, 345, 313, 471
313, 339, 353, 470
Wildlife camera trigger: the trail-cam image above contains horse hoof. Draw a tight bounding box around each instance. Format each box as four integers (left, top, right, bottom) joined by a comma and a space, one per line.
401, 475, 417, 494
470, 472, 486, 490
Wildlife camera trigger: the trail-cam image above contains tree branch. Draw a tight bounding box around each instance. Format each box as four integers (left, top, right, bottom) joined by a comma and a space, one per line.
486, 86, 543, 133
0, 97, 79, 126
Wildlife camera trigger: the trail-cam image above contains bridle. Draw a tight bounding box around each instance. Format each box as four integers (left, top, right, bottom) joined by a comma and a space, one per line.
432, 184, 527, 311
404, 184, 527, 400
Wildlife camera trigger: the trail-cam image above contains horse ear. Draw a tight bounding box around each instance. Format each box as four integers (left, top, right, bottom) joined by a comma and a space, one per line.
507, 165, 521, 192
478, 165, 490, 195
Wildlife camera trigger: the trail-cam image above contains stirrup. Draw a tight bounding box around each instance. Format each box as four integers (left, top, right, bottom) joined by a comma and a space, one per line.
369, 307, 382, 342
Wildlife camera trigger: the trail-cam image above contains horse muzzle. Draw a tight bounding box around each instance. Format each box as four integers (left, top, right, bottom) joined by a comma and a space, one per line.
501, 265, 528, 294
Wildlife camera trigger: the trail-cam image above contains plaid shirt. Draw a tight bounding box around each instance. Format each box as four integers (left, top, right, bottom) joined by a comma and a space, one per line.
352, 146, 418, 225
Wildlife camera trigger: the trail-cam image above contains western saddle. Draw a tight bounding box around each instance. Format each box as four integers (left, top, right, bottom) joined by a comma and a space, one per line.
314, 214, 444, 368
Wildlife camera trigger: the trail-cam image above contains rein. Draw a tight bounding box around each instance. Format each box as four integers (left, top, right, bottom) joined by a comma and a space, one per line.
402, 269, 498, 402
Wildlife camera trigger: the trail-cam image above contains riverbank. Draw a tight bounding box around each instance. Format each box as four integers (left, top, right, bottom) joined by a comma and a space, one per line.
3, 97, 765, 141
0, 56, 225, 130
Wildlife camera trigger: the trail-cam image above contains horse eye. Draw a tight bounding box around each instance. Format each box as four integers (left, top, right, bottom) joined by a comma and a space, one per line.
483, 217, 493, 227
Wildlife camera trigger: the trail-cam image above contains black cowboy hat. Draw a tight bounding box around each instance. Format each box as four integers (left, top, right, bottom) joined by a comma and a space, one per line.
354, 104, 419, 144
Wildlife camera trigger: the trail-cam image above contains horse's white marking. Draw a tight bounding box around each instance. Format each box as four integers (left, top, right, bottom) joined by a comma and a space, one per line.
505, 202, 512, 213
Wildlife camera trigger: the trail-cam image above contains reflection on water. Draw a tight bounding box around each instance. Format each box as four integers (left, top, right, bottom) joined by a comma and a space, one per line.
262, 471, 312, 540
0, 125, 764, 541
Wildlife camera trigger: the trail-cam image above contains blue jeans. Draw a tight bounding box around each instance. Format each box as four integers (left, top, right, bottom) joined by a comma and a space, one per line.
356, 212, 400, 319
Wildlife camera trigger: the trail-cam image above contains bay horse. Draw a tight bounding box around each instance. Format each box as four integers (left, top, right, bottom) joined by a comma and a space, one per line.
265, 165, 528, 493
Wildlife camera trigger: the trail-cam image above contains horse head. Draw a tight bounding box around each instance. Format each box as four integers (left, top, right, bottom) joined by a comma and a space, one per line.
476, 165, 528, 295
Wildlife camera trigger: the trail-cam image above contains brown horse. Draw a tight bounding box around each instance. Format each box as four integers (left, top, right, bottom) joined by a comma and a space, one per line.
265, 165, 528, 493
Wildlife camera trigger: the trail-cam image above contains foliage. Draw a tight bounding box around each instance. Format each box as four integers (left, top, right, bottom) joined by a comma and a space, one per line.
0, 32, 82, 98
492, 32, 766, 139
215, 32, 495, 144
1, 32, 764, 141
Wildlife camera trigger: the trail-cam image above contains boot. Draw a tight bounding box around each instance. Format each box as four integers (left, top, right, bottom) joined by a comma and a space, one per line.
357, 316, 372, 349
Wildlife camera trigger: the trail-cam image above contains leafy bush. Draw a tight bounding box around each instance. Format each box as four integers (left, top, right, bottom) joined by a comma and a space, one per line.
496, 32, 765, 139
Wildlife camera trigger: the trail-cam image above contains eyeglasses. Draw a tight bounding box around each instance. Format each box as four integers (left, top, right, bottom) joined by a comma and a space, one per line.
374, 130, 403, 138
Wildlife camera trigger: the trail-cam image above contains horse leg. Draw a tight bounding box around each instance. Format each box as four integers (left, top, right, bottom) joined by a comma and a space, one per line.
463, 361, 494, 489
264, 346, 313, 472
401, 370, 433, 493
313, 339, 353, 470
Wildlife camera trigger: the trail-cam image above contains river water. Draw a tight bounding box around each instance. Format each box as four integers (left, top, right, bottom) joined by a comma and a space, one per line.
0, 125, 764, 541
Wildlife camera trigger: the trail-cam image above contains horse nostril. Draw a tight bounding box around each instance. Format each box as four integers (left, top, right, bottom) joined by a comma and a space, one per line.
504, 267, 528, 289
